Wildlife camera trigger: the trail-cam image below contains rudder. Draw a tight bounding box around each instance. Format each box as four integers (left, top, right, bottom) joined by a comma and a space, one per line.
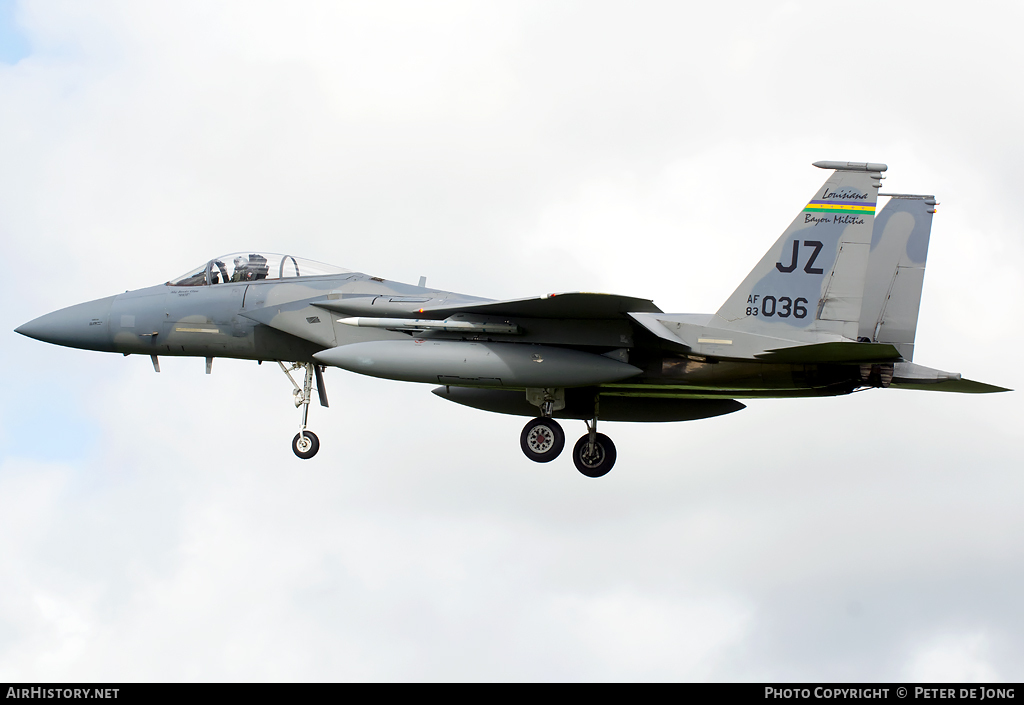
858, 194, 935, 361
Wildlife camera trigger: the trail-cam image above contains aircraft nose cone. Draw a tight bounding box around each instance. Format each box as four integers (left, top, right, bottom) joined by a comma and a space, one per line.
15, 295, 118, 352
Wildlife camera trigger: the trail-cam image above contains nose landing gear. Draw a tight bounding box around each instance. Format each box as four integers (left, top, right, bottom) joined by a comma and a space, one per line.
279, 361, 328, 459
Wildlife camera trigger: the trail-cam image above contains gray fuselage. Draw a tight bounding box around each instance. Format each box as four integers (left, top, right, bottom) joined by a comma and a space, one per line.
18, 272, 865, 409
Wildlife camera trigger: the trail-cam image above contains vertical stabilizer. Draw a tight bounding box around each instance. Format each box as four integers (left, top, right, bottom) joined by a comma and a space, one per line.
858, 194, 935, 361
715, 162, 885, 340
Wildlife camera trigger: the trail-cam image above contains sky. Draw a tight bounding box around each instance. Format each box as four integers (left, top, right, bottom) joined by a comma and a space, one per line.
1, 0, 1022, 682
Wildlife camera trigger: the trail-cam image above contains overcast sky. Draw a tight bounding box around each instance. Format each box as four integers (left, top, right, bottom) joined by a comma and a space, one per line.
1, 0, 1022, 682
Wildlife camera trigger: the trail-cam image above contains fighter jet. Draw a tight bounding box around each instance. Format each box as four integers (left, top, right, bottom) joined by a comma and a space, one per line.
15, 162, 1009, 477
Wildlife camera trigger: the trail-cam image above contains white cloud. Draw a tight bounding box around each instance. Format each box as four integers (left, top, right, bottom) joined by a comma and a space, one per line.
904, 633, 1000, 683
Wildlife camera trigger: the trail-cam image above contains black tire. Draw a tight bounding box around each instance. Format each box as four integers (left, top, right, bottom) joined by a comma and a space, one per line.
292, 431, 320, 459
572, 433, 616, 478
520, 418, 565, 463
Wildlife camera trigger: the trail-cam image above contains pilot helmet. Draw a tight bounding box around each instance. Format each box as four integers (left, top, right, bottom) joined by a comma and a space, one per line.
233, 256, 248, 268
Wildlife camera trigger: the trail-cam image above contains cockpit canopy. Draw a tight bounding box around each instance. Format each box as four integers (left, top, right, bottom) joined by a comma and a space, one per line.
168, 252, 351, 286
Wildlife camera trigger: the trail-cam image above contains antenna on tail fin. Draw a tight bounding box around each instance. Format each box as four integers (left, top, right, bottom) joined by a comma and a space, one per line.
812, 161, 888, 172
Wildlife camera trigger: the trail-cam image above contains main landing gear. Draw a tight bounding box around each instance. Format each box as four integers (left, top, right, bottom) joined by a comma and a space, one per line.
519, 389, 617, 477
572, 421, 616, 478
520, 417, 565, 463
280, 361, 329, 459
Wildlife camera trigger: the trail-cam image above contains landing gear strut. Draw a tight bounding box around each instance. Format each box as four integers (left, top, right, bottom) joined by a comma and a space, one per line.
572, 418, 616, 478
280, 361, 328, 459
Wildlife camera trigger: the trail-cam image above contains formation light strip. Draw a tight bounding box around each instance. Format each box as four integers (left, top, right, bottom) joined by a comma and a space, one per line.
803, 199, 876, 214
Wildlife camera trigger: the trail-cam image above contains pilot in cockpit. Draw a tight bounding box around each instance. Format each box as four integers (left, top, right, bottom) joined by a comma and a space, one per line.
230, 256, 250, 282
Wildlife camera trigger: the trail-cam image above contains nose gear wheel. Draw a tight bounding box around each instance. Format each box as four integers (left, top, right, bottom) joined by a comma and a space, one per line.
292, 431, 320, 460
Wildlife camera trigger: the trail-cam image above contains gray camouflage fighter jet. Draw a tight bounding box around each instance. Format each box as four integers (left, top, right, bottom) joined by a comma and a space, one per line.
15, 162, 1009, 477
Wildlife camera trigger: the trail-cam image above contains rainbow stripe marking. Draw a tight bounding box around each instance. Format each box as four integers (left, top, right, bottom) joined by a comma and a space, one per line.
803, 200, 876, 214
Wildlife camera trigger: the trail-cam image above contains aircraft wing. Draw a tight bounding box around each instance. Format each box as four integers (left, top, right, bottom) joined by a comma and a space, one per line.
419, 292, 662, 319
317, 292, 663, 320
241, 291, 661, 351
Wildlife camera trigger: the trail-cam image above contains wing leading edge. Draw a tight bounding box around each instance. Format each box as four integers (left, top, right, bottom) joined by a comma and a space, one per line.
317, 292, 662, 320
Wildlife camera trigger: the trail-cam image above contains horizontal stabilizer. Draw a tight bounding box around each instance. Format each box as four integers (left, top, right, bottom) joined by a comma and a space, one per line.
890, 362, 1010, 393
755, 341, 902, 363
890, 378, 1011, 394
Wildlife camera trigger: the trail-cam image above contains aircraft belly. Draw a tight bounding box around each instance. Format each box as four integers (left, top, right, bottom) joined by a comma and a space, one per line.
432, 386, 745, 422
616, 358, 860, 397
598, 387, 853, 400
